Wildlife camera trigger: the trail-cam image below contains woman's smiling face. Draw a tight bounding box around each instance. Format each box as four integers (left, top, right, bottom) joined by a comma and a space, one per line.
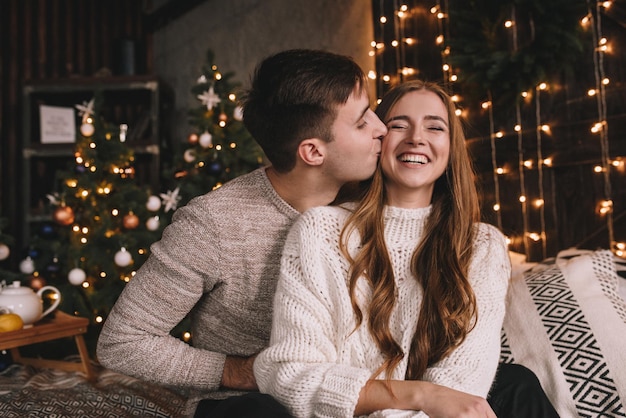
380, 89, 450, 208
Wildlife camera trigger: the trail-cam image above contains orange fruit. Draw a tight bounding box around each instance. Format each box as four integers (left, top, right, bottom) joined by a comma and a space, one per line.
0, 313, 24, 332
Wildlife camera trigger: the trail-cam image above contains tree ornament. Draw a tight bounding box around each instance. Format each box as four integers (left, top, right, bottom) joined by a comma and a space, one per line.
233, 106, 243, 121
75, 98, 95, 121
19, 257, 35, 274
68, 267, 87, 285
146, 195, 162, 212
184, 148, 197, 163
197, 86, 222, 110
146, 216, 160, 231
0, 243, 9, 261
123, 212, 140, 229
80, 122, 95, 137
219, 112, 227, 123
45, 256, 61, 274
28, 275, 47, 290
160, 187, 181, 213
54, 204, 75, 226
114, 247, 133, 267
188, 133, 199, 144
208, 161, 222, 175
199, 131, 213, 148
27, 247, 40, 259
40, 223, 56, 238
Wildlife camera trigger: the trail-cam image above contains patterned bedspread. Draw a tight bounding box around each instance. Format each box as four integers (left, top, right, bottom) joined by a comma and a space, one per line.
0, 357, 187, 417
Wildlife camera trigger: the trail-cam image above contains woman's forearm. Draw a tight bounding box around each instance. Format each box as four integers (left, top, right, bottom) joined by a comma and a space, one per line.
355, 379, 496, 418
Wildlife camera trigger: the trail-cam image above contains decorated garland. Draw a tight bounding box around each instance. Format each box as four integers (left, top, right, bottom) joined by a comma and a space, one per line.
447, 0, 589, 106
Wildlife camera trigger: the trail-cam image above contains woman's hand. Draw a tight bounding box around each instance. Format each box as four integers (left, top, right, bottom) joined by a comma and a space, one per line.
418, 382, 495, 418
356, 379, 496, 418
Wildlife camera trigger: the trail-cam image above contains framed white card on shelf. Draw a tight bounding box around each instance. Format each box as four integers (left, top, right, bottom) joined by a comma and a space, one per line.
39, 104, 76, 144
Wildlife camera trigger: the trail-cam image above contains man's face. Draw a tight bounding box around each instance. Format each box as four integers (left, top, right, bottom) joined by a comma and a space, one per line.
322, 87, 387, 184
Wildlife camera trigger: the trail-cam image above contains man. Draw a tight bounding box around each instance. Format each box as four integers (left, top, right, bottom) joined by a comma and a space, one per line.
96, 49, 387, 417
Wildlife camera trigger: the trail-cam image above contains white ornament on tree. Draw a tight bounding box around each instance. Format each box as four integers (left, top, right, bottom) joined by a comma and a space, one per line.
146, 216, 160, 231
146, 195, 162, 212
184, 148, 197, 163
233, 106, 244, 121
80, 122, 95, 137
68, 267, 87, 285
114, 247, 133, 267
160, 187, 181, 213
197, 86, 222, 110
199, 131, 213, 148
19, 256, 35, 274
0, 243, 9, 261
75, 98, 95, 120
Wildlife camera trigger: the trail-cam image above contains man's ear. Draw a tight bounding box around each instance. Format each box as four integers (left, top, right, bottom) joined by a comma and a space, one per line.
297, 138, 325, 166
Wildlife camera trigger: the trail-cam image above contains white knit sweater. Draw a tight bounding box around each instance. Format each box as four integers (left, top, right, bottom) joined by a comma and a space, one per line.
254, 204, 511, 418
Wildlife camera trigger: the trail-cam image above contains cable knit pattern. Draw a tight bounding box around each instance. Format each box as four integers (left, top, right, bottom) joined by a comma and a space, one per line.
254, 204, 511, 418
96, 168, 300, 414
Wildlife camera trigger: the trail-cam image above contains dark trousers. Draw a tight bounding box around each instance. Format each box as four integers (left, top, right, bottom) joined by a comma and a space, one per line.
193, 392, 292, 418
194, 363, 559, 417
488, 363, 560, 418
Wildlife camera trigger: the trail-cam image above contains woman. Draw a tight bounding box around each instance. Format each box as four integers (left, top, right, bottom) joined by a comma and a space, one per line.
254, 80, 510, 417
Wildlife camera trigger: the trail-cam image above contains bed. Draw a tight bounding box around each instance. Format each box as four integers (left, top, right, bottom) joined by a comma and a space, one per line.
0, 248, 624, 417
0, 359, 188, 417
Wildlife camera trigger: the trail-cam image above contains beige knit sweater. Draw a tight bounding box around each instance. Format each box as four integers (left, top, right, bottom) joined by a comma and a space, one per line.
96, 167, 300, 414
254, 205, 511, 418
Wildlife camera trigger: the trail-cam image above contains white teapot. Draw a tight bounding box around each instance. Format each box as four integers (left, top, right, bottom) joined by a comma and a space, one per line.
0, 281, 61, 327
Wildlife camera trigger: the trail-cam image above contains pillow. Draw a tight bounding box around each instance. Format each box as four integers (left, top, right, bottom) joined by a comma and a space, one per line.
500, 249, 626, 417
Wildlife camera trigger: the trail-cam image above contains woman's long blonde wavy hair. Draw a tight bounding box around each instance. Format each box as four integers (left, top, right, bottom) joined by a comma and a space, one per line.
339, 80, 480, 381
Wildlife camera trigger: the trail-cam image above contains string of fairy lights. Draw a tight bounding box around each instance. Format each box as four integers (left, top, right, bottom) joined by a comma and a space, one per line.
370, 0, 625, 259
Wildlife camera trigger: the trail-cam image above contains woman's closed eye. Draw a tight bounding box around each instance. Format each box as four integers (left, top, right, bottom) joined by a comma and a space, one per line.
387, 122, 409, 130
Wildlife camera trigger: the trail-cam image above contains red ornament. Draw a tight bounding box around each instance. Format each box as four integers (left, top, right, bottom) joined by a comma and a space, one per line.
123, 212, 140, 229
28, 275, 47, 290
54, 205, 75, 226
188, 133, 199, 144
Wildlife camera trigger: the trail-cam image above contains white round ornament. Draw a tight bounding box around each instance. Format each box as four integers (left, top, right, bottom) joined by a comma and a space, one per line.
68, 267, 87, 285
114, 248, 133, 267
19, 256, 35, 274
146, 195, 162, 211
183, 148, 197, 163
233, 106, 244, 121
146, 216, 160, 231
0, 243, 9, 260
80, 123, 95, 137
199, 131, 213, 148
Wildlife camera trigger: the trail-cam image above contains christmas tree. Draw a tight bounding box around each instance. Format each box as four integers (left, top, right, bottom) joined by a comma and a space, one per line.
0, 218, 19, 283
162, 49, 265, 214
22, 95, 166, 345
157, 50, 265, 340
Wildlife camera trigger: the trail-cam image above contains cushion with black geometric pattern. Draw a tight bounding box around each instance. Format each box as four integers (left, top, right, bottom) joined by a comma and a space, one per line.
500, 249, 626, 418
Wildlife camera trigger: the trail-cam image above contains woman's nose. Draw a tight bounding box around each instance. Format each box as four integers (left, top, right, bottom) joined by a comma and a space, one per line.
406, 127, 423, 144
